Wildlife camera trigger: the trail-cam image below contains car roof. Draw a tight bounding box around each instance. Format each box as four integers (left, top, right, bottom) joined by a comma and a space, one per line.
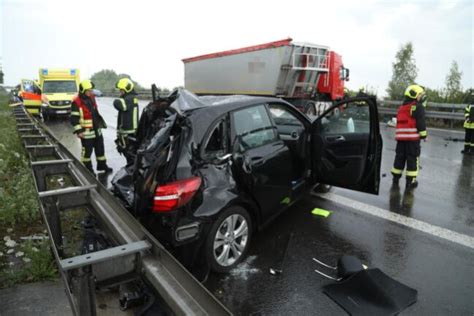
170, 89, 292, 144
171, 88, 285, 114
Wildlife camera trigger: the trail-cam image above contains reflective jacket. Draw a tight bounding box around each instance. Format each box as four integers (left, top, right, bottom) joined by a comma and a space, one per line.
113, 92, 139, 135
395, 100, 427, 141
70, 94, 103, 139
464, 105, 474, 129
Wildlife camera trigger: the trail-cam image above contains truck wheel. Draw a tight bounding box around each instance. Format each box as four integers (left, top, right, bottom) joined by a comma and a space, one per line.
304, 102, 316, 116
205, 206, 252, 273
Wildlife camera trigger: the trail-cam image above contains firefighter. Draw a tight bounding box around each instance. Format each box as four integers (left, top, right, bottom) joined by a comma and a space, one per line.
357, 86, 369, 97
71, 80, 112, 174
391, 84, 427, 189
461, 103, 473, 154
113, 78, 139, 165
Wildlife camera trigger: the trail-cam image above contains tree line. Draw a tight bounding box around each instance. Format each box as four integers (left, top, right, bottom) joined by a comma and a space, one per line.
386, 42, 471, 104
90, 69, 176, 95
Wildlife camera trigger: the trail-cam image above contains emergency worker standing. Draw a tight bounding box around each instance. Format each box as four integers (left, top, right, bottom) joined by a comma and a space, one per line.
462, 103, 474, 154
113, 78, 139, 165
71, 80, 112, 174
391, 84, 427, 189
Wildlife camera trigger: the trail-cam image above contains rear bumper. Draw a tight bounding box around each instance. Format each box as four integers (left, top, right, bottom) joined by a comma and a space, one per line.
141, 211, 211, 266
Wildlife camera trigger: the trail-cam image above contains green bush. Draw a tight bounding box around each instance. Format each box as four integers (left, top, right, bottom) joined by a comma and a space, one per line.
0, 93, 57, 287
0, 96, 40, 225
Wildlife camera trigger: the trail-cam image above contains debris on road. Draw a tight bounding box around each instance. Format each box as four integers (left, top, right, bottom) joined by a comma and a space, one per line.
444, 137, 464, 142
312, 255, 418, 315
269, 268, 282, 275
311, 208, 332, 218
387, 117, 397, 127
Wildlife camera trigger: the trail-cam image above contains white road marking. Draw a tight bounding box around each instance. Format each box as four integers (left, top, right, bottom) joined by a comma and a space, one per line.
312, 192, 474, 250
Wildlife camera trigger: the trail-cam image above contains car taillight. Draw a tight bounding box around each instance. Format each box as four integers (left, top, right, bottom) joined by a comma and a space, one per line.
153, 177, 202, 212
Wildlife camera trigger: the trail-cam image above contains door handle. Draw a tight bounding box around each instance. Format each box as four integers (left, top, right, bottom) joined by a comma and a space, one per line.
326, 135, 346, 143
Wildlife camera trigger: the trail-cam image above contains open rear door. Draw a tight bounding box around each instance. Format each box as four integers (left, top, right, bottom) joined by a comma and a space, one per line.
311, 96, 382, 194
20, 79, 42, 115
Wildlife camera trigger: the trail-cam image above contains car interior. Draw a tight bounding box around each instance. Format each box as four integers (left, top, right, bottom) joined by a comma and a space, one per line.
312, 100, 372, 187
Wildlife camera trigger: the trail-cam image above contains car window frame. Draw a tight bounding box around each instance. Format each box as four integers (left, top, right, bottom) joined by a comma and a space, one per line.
267, 102, 307, 131
230, 104, 280, 152
200, 114, 230, 161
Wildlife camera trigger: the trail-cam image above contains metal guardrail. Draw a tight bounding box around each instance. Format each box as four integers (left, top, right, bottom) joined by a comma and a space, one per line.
11, 106, 231, 316
379, 100, 467, 110
378, 100, 466, 121
377, 107, 465, 121
99, 91, 468, 122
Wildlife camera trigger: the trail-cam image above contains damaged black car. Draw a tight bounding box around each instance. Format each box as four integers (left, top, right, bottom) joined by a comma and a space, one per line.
113, 89, 382, 273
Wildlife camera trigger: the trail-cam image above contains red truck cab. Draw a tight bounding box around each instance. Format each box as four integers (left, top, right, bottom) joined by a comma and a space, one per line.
317, 51, 349, 101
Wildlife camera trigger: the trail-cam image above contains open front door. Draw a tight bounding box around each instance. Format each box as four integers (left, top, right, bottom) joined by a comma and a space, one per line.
311, 96, 382, 194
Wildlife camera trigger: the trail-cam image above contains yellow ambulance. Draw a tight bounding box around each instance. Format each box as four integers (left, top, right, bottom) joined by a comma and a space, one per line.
39, 68, 80, 119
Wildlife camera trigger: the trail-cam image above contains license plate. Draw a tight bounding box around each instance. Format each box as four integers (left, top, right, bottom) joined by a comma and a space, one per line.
56, 110, 68, 114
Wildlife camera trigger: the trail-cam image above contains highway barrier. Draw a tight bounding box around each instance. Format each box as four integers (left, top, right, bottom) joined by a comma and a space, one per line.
11, 105, 230, 316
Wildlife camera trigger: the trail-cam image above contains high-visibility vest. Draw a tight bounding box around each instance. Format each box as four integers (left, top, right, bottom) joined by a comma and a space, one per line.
464, 105, 474, 129
395, 101, 420, 141
72, 95, 97, 129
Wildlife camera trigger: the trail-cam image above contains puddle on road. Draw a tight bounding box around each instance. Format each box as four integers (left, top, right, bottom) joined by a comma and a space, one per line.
228, 255, 260, 281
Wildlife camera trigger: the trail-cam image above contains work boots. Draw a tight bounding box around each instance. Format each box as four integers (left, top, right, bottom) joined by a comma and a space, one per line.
83, 161, 94, 174
405, 176, 418, 190
392, 175, 401, 186
97, 161, 113, 173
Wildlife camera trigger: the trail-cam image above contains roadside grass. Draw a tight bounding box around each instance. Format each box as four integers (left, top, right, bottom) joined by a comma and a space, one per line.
0, 93, 57, 288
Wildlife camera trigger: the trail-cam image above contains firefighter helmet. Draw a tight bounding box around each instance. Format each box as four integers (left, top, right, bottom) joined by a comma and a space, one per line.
116, 78, 134, 93
404, 84, 425, 100
79, 80, 95, 94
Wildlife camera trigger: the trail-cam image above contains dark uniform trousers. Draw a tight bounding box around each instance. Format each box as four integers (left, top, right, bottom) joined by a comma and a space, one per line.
80, 131, 107, 170
464, 128, 474, 152
392, 140, 420, 181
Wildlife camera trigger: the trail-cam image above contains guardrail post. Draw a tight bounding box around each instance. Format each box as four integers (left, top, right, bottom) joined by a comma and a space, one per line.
72, 267, 97, 316
44, 199, 64, 258
450, 105, 454, 129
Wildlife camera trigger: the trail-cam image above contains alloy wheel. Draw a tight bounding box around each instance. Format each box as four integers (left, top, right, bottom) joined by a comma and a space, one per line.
213, 214, 249, 267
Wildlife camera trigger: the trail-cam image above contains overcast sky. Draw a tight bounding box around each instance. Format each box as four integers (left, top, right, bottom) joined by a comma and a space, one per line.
1, 0, 472, 96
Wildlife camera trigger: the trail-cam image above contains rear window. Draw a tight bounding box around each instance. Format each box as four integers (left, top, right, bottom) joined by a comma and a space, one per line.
232, 105, 277, 150
203, 119, 228, 158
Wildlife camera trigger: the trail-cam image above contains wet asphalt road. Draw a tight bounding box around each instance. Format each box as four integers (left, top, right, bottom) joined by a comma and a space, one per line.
45, 97, 474, 315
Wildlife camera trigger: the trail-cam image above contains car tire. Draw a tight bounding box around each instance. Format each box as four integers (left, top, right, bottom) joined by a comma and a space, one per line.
205, 206, 252, 273
315, 183, 332, 193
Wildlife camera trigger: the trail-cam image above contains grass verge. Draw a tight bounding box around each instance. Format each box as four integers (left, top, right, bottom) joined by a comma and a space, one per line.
0, 92, 57, 288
